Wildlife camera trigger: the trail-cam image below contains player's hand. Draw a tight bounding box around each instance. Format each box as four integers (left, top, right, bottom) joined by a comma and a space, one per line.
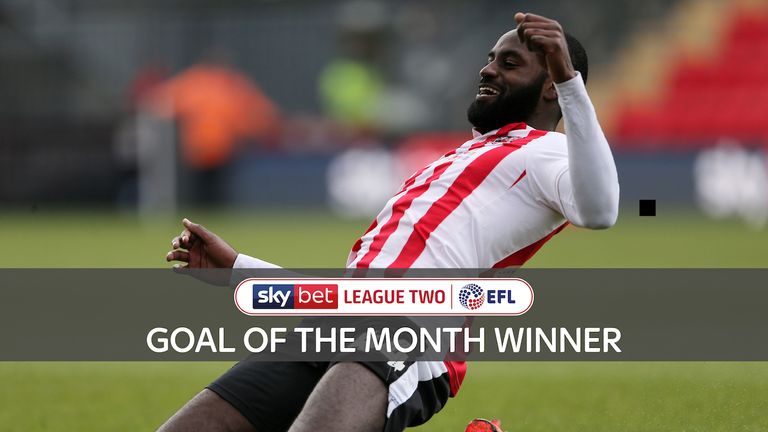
166, 218, 238, 269
514, 12, 576, 84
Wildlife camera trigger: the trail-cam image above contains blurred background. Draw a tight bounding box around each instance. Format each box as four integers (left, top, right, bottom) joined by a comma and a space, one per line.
1, 0, 767, 224
1, 1, 768, 431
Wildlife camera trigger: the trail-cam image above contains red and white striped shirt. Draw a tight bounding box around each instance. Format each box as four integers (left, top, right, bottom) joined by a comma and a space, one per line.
347, 123, 570, 270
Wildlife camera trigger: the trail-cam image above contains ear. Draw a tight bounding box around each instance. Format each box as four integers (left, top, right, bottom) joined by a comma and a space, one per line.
542, 78, 558, 102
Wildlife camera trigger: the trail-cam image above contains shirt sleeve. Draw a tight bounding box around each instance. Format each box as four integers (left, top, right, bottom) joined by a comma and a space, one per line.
540, 72, 620, 229
233, 253, 283, 269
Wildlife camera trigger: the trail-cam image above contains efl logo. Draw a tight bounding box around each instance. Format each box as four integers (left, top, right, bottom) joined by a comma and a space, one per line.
252, 284, 338, 309
459, 284, 485, 310
458, 283, 517, 311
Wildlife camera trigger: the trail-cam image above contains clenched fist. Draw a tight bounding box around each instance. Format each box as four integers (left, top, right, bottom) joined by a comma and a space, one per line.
514, 13, 576, 84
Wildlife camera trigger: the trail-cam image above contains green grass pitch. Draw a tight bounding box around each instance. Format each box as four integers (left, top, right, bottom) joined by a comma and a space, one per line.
0, 208, 766, 431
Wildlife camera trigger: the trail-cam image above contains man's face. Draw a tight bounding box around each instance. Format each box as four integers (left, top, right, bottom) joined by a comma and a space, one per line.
467, 30, 548, 133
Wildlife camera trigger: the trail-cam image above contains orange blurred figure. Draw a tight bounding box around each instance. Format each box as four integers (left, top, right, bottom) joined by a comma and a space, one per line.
149, 63, 279, 170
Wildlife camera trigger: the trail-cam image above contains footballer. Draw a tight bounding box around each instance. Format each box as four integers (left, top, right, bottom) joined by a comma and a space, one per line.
162, 12, 619, 432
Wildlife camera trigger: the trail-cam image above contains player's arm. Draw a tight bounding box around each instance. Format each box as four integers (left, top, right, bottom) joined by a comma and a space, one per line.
517, 12, 619, 229
166, 218, 282, 269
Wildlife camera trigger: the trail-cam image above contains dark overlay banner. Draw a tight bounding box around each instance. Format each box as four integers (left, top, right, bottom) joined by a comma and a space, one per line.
1, 269, 766, 361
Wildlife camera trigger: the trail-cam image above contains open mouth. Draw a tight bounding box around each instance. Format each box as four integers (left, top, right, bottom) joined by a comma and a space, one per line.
476, 85, 500, 98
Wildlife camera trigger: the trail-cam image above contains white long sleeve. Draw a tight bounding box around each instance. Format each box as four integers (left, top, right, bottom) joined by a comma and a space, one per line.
553, 73, 620, 229
233, 253, 283, 269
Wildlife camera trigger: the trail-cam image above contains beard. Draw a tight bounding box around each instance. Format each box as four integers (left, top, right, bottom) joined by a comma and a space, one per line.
467, 73, 547, 133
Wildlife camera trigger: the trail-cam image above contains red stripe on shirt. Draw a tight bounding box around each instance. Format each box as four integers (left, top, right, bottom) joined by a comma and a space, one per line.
511, 169, 527, 188
492, 222, 569, 268
354, 160, 454, 268
347, 218, 379, 266
398, 165, 433, 195
350, 219, 378, 254
444, 360, 466, 397
388, 129, 548, 268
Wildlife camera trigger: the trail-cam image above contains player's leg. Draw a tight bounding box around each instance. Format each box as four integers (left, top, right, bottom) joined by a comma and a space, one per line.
157, 389, 254, 432
288, 361, 452, 432
288, 362, 387, 432
157, 361, 326, 432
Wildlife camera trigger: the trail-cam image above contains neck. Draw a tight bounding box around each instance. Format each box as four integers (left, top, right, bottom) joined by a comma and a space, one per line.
473, 112, 560, 135
523, 113, 559, 131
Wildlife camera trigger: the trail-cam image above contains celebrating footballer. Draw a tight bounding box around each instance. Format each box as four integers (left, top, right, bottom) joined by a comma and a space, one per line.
163, 11, 619, 432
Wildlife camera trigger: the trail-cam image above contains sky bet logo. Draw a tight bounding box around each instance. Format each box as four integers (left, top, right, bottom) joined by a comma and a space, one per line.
252, 284, 338, 309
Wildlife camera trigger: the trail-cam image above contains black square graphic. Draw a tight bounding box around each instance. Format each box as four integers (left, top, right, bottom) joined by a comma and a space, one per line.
639, 200, 656, 216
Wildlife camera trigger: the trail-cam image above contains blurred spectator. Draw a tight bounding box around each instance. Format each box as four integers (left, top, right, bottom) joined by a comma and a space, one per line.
318, 0, 436, 140
146, 55, 280, 204
319, 54, 385, 133
318, 0, 389, 139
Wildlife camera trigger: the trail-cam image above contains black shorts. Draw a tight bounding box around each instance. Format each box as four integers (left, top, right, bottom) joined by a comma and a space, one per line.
207, 359, 452, 432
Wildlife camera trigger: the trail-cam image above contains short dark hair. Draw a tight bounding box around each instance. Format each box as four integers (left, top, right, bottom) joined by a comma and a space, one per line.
565, 32, 588, 84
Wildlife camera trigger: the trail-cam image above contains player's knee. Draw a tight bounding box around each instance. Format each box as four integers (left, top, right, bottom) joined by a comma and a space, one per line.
328, 362, 387, 396
157, 389, 255, 432
290, 363, 387, 432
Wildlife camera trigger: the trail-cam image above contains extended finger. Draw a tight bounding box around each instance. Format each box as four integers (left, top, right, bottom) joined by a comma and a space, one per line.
518, 22, 561, 44
166, 250, 190, 263
518, 13, 558, 25
182, 218, 213, 243
171, 237, 187, 249
523, 29, 562, 43
515, 13, 526, 42
172, 229, 197, 249
519, 22, 561, 34
180, 228, 199, 249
